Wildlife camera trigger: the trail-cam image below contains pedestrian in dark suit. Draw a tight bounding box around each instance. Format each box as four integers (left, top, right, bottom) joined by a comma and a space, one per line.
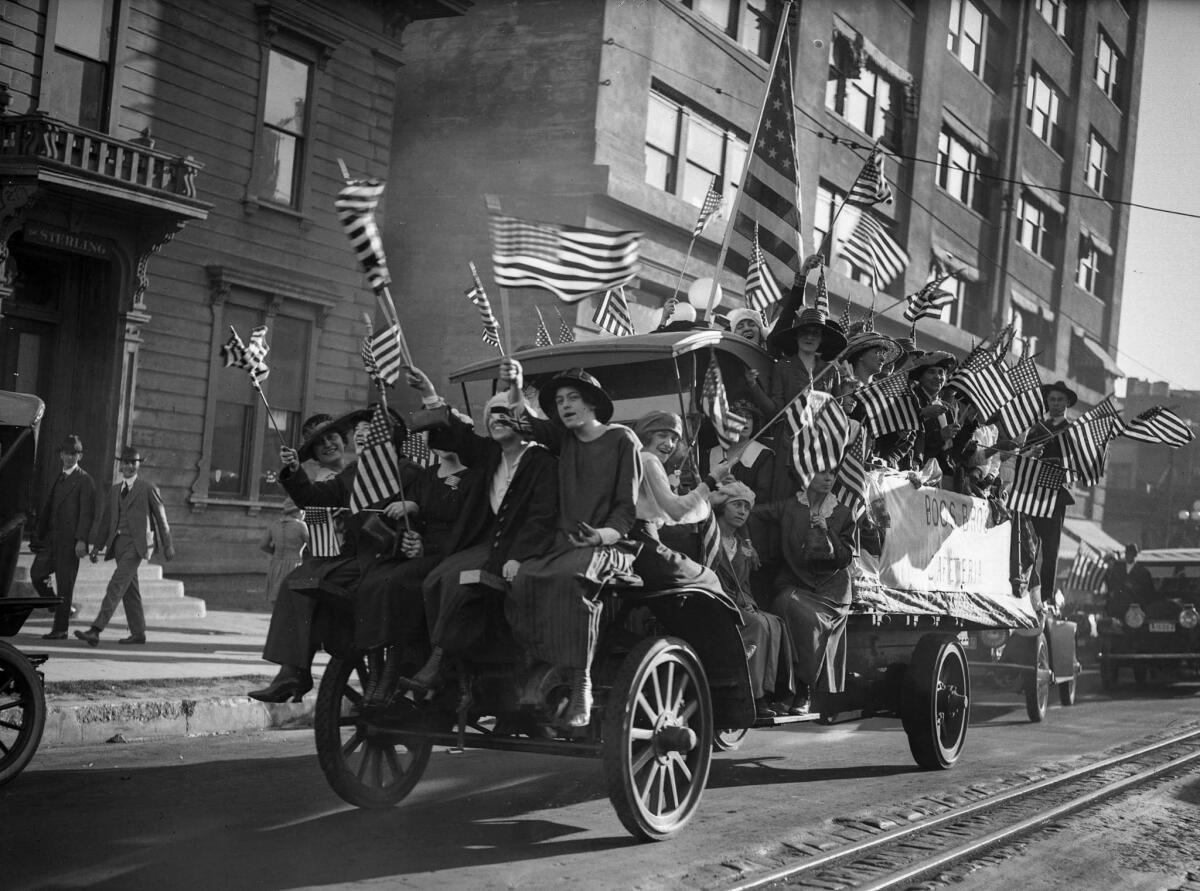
75, 446, 174, 646
1024, 381, 1077, 605
30, 434, 96, 639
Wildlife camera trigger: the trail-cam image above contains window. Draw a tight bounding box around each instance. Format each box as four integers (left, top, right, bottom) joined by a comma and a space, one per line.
1009, 294, 1054, 361
679, 0, 782, 61
1085, 130, 1114, 199
1035, 0, 1071, 41
1095, 29, 1123, 106
936, 128, 986, 212
645, 88, 748, 222
1026, 67, 1065, 153
813, 182, 843, 259
1076, 235, 1113, 298
826, 58, 902, 148
947, 0, 986, 77
43, 0, 118, 129
1015, 192, 1059, 262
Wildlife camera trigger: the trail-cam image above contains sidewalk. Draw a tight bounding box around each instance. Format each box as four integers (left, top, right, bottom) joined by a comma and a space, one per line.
11, 607, 328, 747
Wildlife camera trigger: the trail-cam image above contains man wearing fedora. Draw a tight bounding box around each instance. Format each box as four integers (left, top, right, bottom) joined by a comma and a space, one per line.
75, 446, 174, 646
1023, 380, 1078, 604
30, 434, 96, 639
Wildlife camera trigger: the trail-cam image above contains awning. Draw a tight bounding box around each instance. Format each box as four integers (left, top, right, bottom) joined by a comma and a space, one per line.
943, 106, 994, 158
1060, 518, 1124, 562
1021, 171, 1066, 216
1010, 287, 1054, 319
1072, 327, 1125, 377
1082, 228, 1114, 255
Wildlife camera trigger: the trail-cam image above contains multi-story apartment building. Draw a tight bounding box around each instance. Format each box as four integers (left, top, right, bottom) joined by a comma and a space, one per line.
0, 0, 467, 577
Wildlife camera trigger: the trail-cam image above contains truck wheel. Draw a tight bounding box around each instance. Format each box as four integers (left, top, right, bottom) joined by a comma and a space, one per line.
901, 634, 969, 770
1025, 633, 1050, 723
314, 651, 432, 809
0, 641, 45, 787
713, 728, 749, 752
602, 636, 713, 841
1059, 660, 1079, 706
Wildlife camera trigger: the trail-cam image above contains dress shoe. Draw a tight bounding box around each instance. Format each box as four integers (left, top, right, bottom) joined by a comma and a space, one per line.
248, 672, 313, 703
396, 647, 445, 698
118, 634, 147, 645
561, 668, 593, 728
74, 628, 101, 647
42, 631, 67, 640
754, 699, 778, 720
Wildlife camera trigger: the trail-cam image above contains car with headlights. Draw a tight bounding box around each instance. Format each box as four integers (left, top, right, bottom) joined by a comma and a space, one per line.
1098, 548, 1200, 689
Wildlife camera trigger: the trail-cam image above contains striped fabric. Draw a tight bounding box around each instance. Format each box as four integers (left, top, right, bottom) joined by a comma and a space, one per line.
698, 510, 722, 569
349, 404, 402, 513
403, 431, 432, 468
744, 223, 784, 315
489, 213, 640, 303
1063, 410, 1119, 486
220, 324, 270, 386
1005, 455, 1069, 518
692, 179, 724, 239
840, 212, 909, 292
846, 146, 893, 207
946, 348, 1012, 421
335, 179, 391, 292
302, 507, 341, 558
1120, 406, 1194, 448
903, 275, 954, 323
1066, 543, 1109, 593
997, 356, 1044, 436
788, 390, 851, 484
555, 307, 576, 343
857, 371, 921, 437
814, 268, 830, 316
465, 283, 502, 349
833, 428, 868, 519
725, 27, 804, 281
534, 307, 553, 348
368, 325, 403, 386
701, 358, 747, 449
592, 287, 635, 337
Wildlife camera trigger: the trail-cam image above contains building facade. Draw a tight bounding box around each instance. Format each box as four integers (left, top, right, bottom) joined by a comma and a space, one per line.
0, 0, 467, 576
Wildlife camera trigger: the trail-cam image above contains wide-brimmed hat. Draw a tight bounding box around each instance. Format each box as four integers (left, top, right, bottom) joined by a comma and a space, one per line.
767, 307, 848, 359
843, 332, 903, 368
907, 350, 958, 380
118, 445, 142, 463
298, 405, 405, 462
1041, 380, 1078, 408
59, 434, 83, 454
726, 307, 765, 337
633, 410, 683, 443
538, 368, 614, 424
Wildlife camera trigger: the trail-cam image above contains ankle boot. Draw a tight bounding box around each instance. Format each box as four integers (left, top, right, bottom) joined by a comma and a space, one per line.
363, 649, 402, 709
563, 667, 593, 728
248, 666, 312, 703
399, 646, 445, 695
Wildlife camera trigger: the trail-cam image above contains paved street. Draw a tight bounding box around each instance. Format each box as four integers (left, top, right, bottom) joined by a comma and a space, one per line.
4, 675, 1199, 890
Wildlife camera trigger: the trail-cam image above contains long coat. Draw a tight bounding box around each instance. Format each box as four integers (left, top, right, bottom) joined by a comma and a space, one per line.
35, 466, 95, 546
92, 477, 173, 560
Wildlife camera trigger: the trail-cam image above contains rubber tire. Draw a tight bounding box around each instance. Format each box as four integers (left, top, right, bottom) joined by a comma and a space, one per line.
901, 634, 970, 770
602, 636, 713, 841
1059, 661, 1079, 706
0, 640, 45, 787
314, 651, 432, 809
1025, 634, 1050, 723
713, 727, 749, 752
1099, 656, 1118, 692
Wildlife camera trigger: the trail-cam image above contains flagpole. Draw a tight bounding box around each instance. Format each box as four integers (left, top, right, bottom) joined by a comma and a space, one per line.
468, 260, 506, 356
703, 0, 794, 322
368, 376, 412, 533
253, 379, 287, 447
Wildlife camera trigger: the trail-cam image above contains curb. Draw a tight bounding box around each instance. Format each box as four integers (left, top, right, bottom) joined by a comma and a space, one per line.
42, 696, 315, 748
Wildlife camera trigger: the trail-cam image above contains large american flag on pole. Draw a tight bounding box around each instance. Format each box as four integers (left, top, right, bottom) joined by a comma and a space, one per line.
700, 357, 747, 450
725, 25, 805, 281
349, 404, 403, 513
788, 390, 851, 484
1005, 455, 1069, 518
744, 223, 784, 315
335, 179, 391, 292
856, 371, 921, 437
1120, 406, 1194, 448
489, 213, 640, 303
996, 355, 1044, 436
840, 211, 909, 293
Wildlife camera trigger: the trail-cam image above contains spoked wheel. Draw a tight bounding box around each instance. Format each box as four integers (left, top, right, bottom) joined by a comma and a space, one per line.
0, 641, 46, 787
1059, 661, 1079, 706
602, 636, 713, 841
901, 634, 970, 770
1025, 633, 1051, 723
314, 651, 432, 809
712, 727, 749, 752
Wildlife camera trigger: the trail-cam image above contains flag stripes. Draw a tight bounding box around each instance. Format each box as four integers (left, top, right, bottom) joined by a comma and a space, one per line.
946, 347, 1012, 421
699, 510, 722, 569
1063, 410, 1119, 486
840, 212, 909, 292
833, 428, 868, 519
701, 358, 747, 449
788, 390, 851, 483
555, 307, 576, 344
534, 307, 553, 348
593, 287, 635, 337
996, 355, 1044, 436
1005, 455, 1069, 518
403, 431, 432, 468
1120, 406, 1193, 448
349, 404, 403, 513
857, 371, 921, 437
692, 179, 723, 239
846, 147, 893, 207
220, 324, 270, 386
1066, 543, 1109, 593
903, 276, 955, 323
302, 508, 341, 558
744, 223, 784, 315
814, 268, 830, 316
335, 179, 391, 292
465, 283, 502, 349
489, 213, 640, 303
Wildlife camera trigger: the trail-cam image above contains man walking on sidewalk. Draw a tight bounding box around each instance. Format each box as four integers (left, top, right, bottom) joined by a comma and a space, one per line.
30, 434, 96, 640
75, 446, 174, 646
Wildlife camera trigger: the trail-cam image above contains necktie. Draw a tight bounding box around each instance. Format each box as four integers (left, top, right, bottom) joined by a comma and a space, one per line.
122, 483, 130, 497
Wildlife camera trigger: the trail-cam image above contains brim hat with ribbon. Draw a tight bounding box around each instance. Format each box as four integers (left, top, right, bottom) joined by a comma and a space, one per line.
298, 405, 406, 462
538, 367, 615, 424
1041, 380, 1078, 408
767, 306, 848, 359
907, 350, 958, 381
843, 332, 903, 368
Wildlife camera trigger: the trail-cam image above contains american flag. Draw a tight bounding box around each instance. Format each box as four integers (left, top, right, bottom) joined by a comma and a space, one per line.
302, 507, 341, 558
220, 324, 270, 386
838, 297, 853, 332
692, 177, 724, 239
725, 26, 805, 281
996, 356, 1044, 436
698, 509, 722, 569
1066, 543, 1109, 593
1005, 455, 1069, 519
946, 347, 1012, 421
534, 307, 553, 348
788, 390, 851, 484
349, 404, 403, 513
1120, 406, 1194, 448
814, 268, 830, 316
465, 282, 503, 349
701, 357, 747, 449
833, 428, 869, 519
846, 146, 894, 207
593, 287, 635, 337
364, 324, 403, 386
555, 307, 576, 343
744, 223, 784, 315
489, 213, 640, 303
335, 179, 391, 292
902, 275, 955, 323
840, 212, 909, 293
857, 371, 921, 437
403, 431, 432, 467
1063, 401, 1120, 486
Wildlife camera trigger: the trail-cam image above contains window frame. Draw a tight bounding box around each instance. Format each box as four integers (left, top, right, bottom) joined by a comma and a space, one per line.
1025, 66, 1066, 154
1075, 235, 1113, 299
1015, 191, 1058, 262
1094, 27, 1123, 107
947, 0, 987, 78
817, 180, 874, 286
1085, 129, 1114, 199
36, 0, 129, 132
1035, 0, 1071, 43
679, 0, 783, 62
935, 127, 986, 213
825, 57, 902, 149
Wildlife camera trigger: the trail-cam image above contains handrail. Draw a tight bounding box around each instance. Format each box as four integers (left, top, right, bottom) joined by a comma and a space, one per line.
0, 112, 201, 199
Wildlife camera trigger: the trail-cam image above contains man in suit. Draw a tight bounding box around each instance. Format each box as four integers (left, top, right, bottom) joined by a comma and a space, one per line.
1104, 542, 1155, 617
1025, 381, 1077, 605
30, 434, 96, 639
74, 446, 174, 646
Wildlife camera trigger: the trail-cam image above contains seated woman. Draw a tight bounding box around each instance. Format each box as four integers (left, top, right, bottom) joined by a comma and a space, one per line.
504, 360, 642, 728
726, 307, 767, 348
706, 398, 772, 504
709, 482, 795, 718
750, 468, 856, 712
399, 368, 559, 693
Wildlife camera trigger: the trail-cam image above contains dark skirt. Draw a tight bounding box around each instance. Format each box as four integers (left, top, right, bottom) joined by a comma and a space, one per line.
770, 585, 849, 693
422, 542, 499, 654
353, 555, 437, 652
630, 521, 740, 616
739, 608, 794, 700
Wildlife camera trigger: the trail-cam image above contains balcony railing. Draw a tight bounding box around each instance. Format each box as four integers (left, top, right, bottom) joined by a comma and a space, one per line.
0, 112, 201, 200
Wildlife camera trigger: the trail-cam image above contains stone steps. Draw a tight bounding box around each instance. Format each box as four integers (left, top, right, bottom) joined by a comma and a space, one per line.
13, 551, 207, 620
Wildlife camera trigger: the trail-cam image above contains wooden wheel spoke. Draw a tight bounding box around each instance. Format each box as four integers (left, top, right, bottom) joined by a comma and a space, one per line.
671, 673, 691, 716
636, 691, 658, 725
0, 699, 26, 712
0, 738, 9, 756
0, 718, 24, 732
343, 686, 364, 706
638, 762, 660, 808
370, 745, 384, 788
665, 756, 681, 811
650, 666, 665, 715
678, 698, 698, 722
629, 727, 654, 741
671, 750, 693, 783
654, 759, 667, 814
631, 740, 656, 774
342, 729, 365, 759
383, 744, 404, 782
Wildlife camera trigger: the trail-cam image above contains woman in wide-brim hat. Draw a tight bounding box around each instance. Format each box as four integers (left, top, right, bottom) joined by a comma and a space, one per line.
506, 361, 641, 728
839, 331, 904, 391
